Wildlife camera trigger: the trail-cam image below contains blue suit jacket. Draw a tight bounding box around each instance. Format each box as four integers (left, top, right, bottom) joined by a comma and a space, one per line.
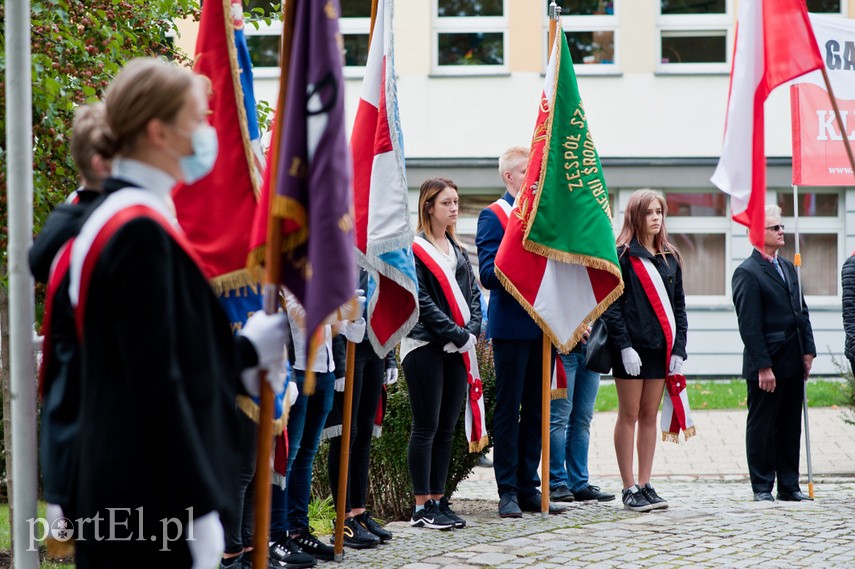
475, 192, 541, 340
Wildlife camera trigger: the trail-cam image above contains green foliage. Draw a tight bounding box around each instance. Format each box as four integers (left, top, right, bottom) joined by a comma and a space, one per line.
0, 0, 200, 272
307, 494, 335, 536
594, 378, 850, 412
312, 337, 496, 522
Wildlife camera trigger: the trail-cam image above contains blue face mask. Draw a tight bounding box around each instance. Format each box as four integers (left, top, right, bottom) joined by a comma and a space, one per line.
178, 125, 218, 183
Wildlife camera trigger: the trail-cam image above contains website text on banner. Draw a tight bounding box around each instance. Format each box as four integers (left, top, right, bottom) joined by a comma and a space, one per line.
791, 14, 855, 186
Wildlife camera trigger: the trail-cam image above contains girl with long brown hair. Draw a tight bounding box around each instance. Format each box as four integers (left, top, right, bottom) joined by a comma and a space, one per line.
402, 177, 482, 530
602, 188, 688, 512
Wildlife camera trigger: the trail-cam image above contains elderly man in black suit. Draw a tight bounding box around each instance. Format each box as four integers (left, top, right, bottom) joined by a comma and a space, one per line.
732, 204, 816, 502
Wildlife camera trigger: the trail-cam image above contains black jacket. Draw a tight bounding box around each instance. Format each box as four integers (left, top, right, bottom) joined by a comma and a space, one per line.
842, 254, 855, 361
732, 249, 816, 381
409, 232, 482, 347
602, 239, 688, 359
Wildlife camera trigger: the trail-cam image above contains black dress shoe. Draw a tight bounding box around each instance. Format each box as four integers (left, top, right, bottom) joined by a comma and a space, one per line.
777, 491, 813, 501
498, 493, 522, 518
753, 491, 774, 502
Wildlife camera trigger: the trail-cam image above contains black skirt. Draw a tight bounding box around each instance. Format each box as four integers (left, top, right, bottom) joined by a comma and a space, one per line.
611, 346, 668, 380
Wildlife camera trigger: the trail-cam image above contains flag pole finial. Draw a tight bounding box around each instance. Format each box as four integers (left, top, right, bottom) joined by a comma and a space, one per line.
549, 1, 561, 20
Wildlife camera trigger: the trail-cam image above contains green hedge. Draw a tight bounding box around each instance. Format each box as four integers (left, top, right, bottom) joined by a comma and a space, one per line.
312, 337, 496, 521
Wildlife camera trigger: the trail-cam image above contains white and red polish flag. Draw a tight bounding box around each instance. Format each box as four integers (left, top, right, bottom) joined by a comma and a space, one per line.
711, 0, 822, 250
351, 0, 419, 356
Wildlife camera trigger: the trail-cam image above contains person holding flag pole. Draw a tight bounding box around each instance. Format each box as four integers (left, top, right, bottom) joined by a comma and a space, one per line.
485, 1, 622, 518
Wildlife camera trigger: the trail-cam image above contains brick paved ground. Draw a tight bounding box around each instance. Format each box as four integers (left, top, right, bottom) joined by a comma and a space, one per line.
327, 408, 855, 568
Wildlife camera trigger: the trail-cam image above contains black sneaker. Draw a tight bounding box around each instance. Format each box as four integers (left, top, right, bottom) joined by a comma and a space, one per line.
573, 484, 616, 502
219, 553, 245, 569
331, 517, 379, 549
549, 485, 575, 502
355, 511, 392, 542
519, 491, 568, 514
622, 484, 654, 512
269, 538, 318, 568
290, 528, 335, 561
438, 497, 466, 528
409, 501, 455, 530
640, 483, 669, 510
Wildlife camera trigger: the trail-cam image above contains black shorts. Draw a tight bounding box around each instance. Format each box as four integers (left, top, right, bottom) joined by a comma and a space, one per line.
611, 346, 668, 380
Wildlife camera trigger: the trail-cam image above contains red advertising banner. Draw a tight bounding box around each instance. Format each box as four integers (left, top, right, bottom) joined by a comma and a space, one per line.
791, 14, 855, 186
791, 83, 855, 185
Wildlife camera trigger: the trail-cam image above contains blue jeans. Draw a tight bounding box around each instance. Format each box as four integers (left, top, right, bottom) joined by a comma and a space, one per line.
270, 370, 335, 540
549, 348, 600, 493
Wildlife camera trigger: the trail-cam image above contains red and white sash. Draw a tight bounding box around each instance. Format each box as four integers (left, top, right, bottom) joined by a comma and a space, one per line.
551, 356, 568, 399
412, 235, 488, 453
487, 198, 512, 231
69, 189, 202, 338
630, 255, 696, 443
38, 239, 75, 398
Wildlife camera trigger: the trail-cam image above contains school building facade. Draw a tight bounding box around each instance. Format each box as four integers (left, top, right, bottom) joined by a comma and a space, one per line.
177, 0, 855, 375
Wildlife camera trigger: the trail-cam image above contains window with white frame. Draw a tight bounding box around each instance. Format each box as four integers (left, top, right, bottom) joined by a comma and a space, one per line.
433, 0, 508, 75
656, 0, 731, 74
242, 0, 371, 77
548, 0, 618, 74
775, 189, 842, 297
661, 190, 730, 298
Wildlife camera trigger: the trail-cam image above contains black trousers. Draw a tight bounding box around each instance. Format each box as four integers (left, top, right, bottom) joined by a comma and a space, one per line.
491, 336, 546, 498
403, 343, 468, 496
745, 377, 804, 494
328, 341, 385, 511
223, 407, 258, 554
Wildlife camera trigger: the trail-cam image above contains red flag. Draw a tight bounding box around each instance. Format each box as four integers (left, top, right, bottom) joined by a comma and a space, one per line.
173, 0, 262, 292
711, 0, 822, 250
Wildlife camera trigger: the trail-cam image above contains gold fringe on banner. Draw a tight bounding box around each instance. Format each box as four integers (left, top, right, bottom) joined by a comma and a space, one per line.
468, 435, 489, 453
550, 388, 567, 400
237, 394, 287, 436
210, 267, 264, 296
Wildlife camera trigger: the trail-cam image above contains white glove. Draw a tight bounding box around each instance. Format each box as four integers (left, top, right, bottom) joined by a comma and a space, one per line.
457, 333, 477, 353
342, 317, 366, 343
620, 347, 642, 377
239, 311, 288, 369
187, 511, 224, 569
355, 288, 366, 315
240, 359, 286, 396
286, 380, 299, 406
385, 366, 398, 385
443, 342, 457, 353
669, 355, 684, 375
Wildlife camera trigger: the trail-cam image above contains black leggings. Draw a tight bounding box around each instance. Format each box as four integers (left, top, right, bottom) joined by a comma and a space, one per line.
328, 341, 385, 511
403, 343, 468, 496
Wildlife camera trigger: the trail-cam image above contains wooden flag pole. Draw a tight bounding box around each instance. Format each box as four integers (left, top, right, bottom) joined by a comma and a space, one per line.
821, 67, 855, 179
333, 341, 357, 561
333, 0, 379, 559
540, 0, 559, 520
252, 0, 297, 567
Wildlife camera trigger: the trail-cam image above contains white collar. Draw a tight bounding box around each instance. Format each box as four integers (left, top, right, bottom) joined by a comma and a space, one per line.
111, 158, 177, 205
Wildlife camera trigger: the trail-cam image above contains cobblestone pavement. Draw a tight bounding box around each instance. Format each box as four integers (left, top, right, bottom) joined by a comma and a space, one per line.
328, 409, 855, 568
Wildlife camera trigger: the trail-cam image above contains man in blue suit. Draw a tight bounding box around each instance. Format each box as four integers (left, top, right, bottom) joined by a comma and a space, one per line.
476, 146, 566, 517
